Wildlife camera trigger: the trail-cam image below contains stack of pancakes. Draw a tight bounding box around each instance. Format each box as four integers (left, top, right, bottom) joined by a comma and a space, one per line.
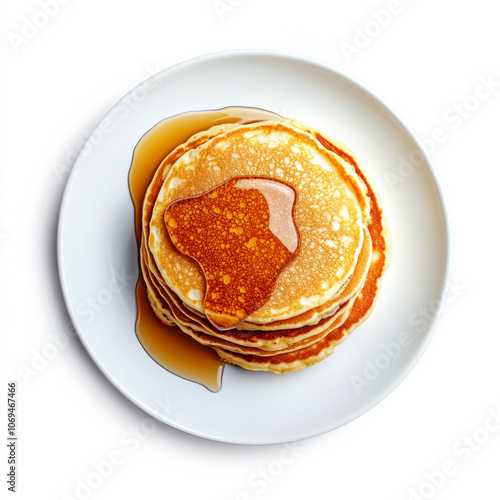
140, 117, 391, 374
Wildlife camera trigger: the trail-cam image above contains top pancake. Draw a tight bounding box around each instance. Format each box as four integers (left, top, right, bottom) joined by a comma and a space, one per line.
149, 120, 370, 323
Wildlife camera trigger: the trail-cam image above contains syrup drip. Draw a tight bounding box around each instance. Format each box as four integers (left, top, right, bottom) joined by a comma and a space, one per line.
165, 177, 300, 330
128, 106, 283, 391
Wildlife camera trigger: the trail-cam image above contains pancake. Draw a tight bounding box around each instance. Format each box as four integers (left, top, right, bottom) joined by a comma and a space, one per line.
149, 120, 370, 324
138, 112, 390, 374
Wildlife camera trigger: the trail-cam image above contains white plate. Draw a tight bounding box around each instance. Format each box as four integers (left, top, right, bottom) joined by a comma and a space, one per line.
58, 50, 451, 445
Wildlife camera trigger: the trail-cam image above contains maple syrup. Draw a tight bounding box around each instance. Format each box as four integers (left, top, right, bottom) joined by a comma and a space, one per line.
128, 106, 283, 391
165, 177, 300, 330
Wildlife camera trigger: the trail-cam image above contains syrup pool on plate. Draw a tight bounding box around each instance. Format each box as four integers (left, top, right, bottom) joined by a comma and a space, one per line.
128, 107, 283, 391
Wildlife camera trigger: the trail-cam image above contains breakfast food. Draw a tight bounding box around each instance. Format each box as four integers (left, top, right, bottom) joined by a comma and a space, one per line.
138, 114, 391, 374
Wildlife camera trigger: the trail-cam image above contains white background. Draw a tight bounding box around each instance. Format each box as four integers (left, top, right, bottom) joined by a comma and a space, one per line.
1, 0, 499, 499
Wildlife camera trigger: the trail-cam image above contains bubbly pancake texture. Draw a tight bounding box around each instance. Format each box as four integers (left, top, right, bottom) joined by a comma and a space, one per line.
138, 113, 391, 375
